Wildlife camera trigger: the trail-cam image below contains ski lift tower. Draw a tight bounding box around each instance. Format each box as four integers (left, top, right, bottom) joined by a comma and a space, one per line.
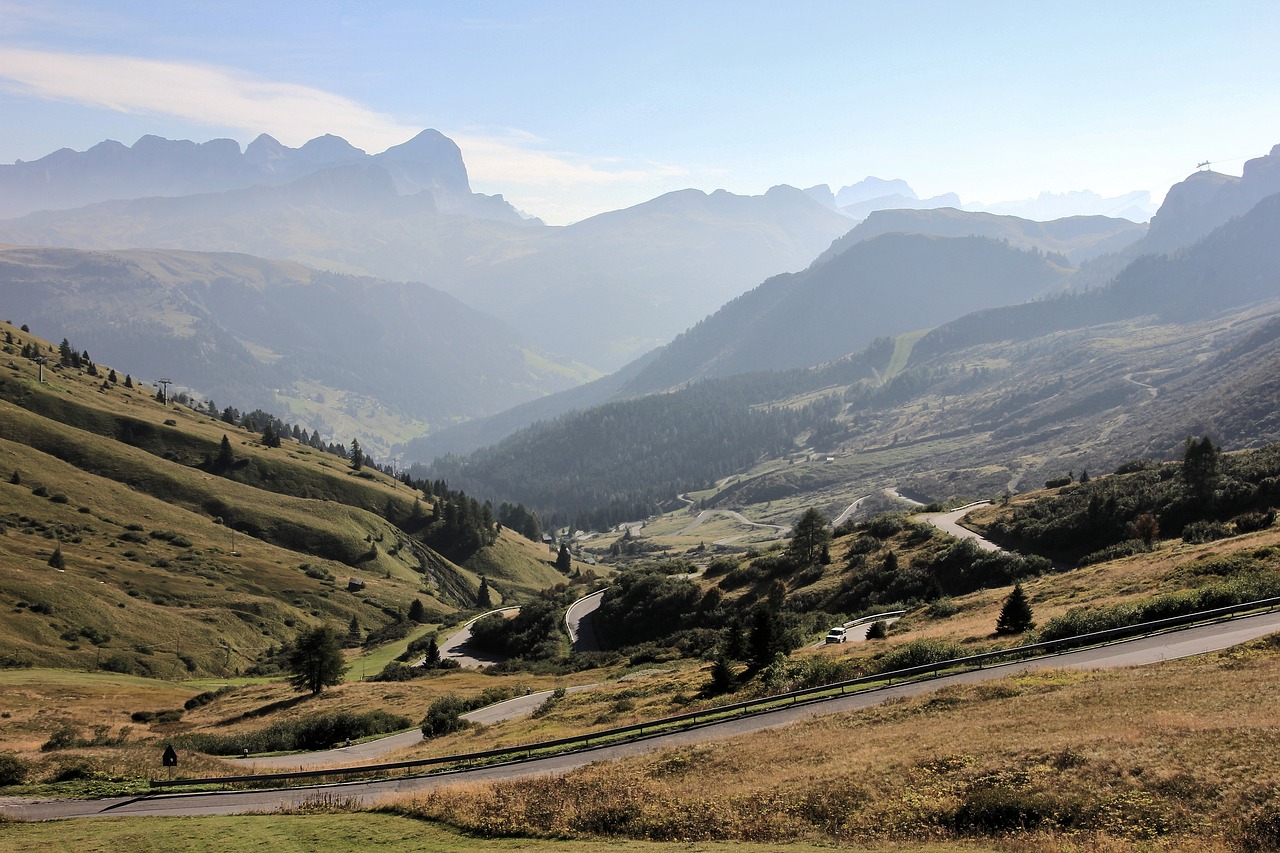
158, 378, 173, 404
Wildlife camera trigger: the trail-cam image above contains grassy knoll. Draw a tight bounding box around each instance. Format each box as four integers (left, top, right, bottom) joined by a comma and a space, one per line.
0, 812, 978, 853
385, 637, 1280, 850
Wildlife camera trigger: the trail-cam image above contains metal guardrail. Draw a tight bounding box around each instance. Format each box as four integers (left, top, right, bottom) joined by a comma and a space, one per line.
152, 595, 1280, 790
843, 609, 906, 629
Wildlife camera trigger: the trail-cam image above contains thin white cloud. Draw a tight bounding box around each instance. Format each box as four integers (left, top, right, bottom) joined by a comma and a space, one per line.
0, 48, 694, 222
0, 47, 420, 150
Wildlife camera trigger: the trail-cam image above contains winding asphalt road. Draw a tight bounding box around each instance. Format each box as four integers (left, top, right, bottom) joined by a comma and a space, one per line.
565, 589, 605, 652
437, 607, 519, 668
914, 501, 1001, 552
8, 609, 1279, 821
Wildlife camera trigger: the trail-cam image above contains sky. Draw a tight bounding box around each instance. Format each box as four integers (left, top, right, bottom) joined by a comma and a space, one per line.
0, 0, 1277, 224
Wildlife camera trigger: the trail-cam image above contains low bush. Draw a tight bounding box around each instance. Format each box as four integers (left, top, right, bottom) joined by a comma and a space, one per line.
874, 638, 967, 674
175, 710, 411, 755
1039, 573, 1280, 642
0, 753, 27, 786
1182, 519, 1232, 544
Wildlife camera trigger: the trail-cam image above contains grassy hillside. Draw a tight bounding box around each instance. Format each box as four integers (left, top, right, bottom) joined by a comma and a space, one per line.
0, 322, 569, 681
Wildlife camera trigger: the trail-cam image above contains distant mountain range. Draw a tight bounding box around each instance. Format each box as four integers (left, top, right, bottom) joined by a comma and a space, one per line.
0, 131, 852, 371
804, 177, 1157, 223
400, 142, 1280, 470
415, 165, 1280, 520
0, 129, 524, 222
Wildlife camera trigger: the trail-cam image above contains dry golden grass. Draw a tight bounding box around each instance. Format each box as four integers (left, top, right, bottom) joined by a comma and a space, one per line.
385, 637, 1280, 850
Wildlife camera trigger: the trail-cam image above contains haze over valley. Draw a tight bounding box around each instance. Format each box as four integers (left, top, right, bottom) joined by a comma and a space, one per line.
3, 4, 1280, 849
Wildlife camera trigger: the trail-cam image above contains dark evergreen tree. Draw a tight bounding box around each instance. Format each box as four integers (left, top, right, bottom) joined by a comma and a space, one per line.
9, 470, 19, 485
787, 507, 831, 565
285, 625, 347, 694
721, 613, 746, 660
707, 654, 738, 695
350, 439, 364, 471
123, 374, 133, 388
555, 543, 573, 573
1182, 435, 1219, 502
48, 544, 65, 569
346, 616, 361, 646
747, 606, 784, 669
262, 423, 281, 448
422, 635, 441, 667
995, 583, 1035, 635
408, 598, 427, 623
477, 577, 492, 609
216, 434, 235, 469
107, 368, 118, 383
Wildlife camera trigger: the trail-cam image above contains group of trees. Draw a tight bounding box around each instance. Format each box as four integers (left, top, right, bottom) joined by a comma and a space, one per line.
422, 380, 843, 533
990, 436, 1280, 560
467, 596, 564, 660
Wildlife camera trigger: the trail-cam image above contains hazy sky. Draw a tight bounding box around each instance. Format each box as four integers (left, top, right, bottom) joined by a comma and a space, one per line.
0, 0, 1277, 224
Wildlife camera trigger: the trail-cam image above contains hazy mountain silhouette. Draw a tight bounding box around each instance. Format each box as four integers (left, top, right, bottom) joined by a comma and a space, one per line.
0, 246, 588, 444
617, 232, 1070, 395
814, 208, 1145, 266
0, 129, 519, 222
0, 173, 851, 371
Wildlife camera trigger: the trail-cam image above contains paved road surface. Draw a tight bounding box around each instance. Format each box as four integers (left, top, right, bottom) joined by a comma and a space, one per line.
438, 608, 519, 668
565, 589, 605, 652
914, 502, 1001, 552
832, 494, 870, 527
9, 610, 1278, 821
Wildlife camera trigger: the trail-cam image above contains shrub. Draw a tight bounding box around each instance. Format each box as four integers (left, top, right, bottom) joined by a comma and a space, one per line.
1077, 539, 1149, 567
927, 598, 959, 618
50, 760, 97, 782
874, 638, 967, 674
1233, 510, 1276, 534
175, 710, 411, 755
421, 695, 472, 738
372, 662, 422, 682
865, 620, 888, 639
0, 753, 27, 786
1182, 519, 1232, 544
183, 686, 236, 711
100, 653, 135, 674
40, 725, 79, 752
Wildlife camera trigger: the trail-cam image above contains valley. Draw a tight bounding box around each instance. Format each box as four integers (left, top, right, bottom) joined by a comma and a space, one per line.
2, 122, 1280, 853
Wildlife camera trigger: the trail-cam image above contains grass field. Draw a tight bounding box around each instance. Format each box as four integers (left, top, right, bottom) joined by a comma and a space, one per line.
385, 637, 1280, 850
0, 812, 982, 853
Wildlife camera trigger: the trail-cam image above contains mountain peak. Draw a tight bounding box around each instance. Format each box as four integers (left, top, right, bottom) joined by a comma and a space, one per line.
295, 133, 366, 163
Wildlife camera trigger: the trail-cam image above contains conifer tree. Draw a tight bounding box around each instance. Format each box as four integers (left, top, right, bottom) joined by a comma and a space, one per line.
48, 544, 65, 569
477, 577, 492, 609
216, 434, 235, 469
423, 636, 441, 667
408, 598, 427, 623
350, 439, 364, 471
995, 583, 1035, 635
